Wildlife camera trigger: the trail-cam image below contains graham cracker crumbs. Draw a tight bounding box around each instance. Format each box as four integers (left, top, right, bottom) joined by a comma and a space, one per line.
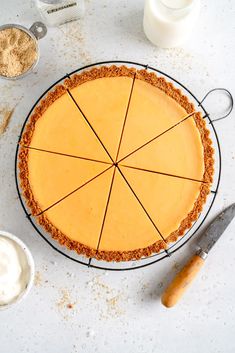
56, 288, 77, 318
141, 282, 149, 290
34, 271, 43, 287
0, 27, 37, 77
106, 295, 121, 312
87, 276, 125, 319
58, 23, 92, 65
57, 289, 70, 308
0, 107, 14, 135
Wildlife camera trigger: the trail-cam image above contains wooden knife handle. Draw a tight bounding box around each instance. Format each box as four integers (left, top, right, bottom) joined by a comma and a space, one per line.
161, 254, 205, 308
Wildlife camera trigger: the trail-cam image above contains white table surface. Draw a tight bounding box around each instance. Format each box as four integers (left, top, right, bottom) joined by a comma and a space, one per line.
0, 1, 235, 352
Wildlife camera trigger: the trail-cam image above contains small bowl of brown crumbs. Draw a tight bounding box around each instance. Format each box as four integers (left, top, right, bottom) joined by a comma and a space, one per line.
0, 22, 47, 80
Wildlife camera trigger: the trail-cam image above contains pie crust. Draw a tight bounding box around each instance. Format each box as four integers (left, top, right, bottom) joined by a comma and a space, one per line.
18, 65, 214, 261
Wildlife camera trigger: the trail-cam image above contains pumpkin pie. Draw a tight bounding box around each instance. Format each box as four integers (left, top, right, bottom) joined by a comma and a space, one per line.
18, 65, 214, 261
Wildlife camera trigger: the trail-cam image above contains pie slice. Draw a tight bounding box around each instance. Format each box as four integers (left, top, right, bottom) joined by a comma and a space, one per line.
21, 87, 111, 163
121, 116, 205, 181
19, 147, 109, 215
118, 74, 194, 160
98, 168, 166, 259
66, 66, 135, 160
37, 167, 114, 254
120, 166, 209, 242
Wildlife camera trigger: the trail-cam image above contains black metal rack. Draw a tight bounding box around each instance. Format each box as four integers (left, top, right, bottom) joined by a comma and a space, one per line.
15, 60, 233, 271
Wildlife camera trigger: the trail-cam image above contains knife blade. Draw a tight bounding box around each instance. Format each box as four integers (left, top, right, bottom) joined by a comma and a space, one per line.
161, 203, 235, 308
197, 203, 235, 256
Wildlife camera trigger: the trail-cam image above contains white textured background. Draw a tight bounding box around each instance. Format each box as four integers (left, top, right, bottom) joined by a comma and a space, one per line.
0, 1, 235, 352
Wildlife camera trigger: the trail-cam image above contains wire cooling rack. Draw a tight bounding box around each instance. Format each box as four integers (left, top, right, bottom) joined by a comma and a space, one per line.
15, 60, 233, 271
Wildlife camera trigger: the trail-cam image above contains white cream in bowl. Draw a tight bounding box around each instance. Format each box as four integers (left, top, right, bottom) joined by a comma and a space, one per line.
0, 231, 34, 309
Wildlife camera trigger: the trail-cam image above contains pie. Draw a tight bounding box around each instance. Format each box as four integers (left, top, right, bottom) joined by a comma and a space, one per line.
18, 65, 214, 261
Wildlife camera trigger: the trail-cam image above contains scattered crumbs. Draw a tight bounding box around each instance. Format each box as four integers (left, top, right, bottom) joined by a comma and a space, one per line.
79, 51, 92, 65
86, 328, 95, 338
50, 260, 57, 265
153, 47, 194, 71
87, 276, 125, 319
72, 343, 81, 353
66, 271, 75, 278
86, 275, 112, 298
106, 296, 118, 307
42, 264, 48, 271
0, 107, 14, 135
57, 289, 71, 308
147, 280, 164, 300
10, 122, 22, 135
172, 261, 181, 271
141, 282, 149, 291
34, 271, 42, 287
56, 288, 77, 319
58, 23, 92, 64
106, 295, 124, 317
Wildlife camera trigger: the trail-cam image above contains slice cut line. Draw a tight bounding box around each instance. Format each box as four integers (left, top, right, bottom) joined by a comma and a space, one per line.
37, 167, 115, 251
23, 91, 112, 163
67, 76, 135, 161
98, 167, 165, 253
21, 147, 112, 216
67, 89, 114, 162
115, 73, 136, 161
120, 115, 205, 181
118, 78, 191, 160
22, 145, 112, 165
120, 165, 207, 184
120, 165, 203, 241
118, 112, 195, 163
96, 167, 117, 251
36, 165, 113, 216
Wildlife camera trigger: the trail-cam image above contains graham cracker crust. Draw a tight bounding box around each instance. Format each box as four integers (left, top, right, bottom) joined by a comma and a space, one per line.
18, 65, 214, 262
64, 65, 136, 90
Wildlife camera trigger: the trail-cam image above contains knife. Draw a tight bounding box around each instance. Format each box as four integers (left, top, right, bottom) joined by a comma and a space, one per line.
161, 203, 235, 308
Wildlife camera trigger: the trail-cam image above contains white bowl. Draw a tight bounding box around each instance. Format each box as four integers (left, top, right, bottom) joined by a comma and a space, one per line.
0, 231, 35, 310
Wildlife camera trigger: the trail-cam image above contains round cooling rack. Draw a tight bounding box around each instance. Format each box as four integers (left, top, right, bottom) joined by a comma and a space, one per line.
15, 60, 233, 271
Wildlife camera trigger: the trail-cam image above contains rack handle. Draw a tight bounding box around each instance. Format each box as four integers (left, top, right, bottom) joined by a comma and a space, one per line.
198, 88, 233, 122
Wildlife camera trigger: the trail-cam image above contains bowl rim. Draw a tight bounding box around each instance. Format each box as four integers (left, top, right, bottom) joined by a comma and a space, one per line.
0, 230, 35, 310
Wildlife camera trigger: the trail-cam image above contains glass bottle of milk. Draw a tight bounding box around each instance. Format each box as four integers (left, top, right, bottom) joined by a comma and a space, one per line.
143, 0, 201, 48
35, 0, 85, 27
